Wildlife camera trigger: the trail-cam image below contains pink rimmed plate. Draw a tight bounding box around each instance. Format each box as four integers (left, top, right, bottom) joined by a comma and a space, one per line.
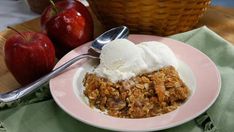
49, 35, 221, 131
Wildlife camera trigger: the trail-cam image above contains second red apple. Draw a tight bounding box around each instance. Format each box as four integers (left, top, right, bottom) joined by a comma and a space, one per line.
41, 0, 94, 58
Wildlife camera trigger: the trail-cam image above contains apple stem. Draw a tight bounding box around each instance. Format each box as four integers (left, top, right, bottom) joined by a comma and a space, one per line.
49, 0, 58, 14
7, 26, 26, 40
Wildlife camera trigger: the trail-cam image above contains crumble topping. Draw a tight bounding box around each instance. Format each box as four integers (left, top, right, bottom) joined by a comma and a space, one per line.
83, 66, 190, 118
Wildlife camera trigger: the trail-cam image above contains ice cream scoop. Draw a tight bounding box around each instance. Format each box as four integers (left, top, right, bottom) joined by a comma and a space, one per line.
94, 39, 178, 82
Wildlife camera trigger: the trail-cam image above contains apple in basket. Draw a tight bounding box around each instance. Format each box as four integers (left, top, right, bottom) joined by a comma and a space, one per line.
4, 27, 56, 86
41, 0, 94, 58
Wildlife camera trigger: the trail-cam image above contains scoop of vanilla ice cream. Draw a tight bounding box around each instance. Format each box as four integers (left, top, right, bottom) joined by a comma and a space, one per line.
138, 41, 178, 71
94, 39, 147, 82
94, 39, 178, 82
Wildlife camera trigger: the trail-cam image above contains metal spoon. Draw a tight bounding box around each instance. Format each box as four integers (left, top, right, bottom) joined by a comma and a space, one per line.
0, 26, 129, 103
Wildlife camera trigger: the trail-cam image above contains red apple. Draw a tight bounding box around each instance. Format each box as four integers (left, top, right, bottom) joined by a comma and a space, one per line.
4, 29, 56, 86
41, 0, 93, 58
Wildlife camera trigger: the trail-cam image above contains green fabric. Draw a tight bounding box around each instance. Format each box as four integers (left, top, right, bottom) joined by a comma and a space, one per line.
0, 26, 234, 132
0, 100, 108, 132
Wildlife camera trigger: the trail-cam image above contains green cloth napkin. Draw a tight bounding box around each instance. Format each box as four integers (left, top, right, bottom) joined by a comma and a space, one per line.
1, 26, 234, 132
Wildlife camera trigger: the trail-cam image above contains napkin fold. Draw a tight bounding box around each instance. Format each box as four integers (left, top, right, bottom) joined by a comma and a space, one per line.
1, 26, 234, 132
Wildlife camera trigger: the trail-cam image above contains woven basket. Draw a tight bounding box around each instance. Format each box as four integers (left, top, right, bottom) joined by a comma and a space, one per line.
88, 0, 211, 36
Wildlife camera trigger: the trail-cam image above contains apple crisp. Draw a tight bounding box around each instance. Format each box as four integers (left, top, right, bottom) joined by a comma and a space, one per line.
83, 66, 190, 118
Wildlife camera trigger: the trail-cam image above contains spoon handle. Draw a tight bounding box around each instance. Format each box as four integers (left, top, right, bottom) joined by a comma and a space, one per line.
0, 53, 97, 103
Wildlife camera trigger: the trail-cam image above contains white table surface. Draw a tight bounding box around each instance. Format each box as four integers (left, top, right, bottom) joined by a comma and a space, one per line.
0, 0, 39, 31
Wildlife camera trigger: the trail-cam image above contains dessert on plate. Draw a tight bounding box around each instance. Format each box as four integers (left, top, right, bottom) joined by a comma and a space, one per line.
83, 39, 190, 118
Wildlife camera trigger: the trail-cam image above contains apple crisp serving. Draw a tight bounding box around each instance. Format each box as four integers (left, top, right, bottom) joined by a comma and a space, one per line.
83, 66, 190, 118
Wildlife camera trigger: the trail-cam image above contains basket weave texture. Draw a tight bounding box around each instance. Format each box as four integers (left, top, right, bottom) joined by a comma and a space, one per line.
88, 0, 211, 36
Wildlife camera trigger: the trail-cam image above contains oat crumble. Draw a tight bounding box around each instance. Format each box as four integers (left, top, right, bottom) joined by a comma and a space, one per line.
83, 66, 190, 118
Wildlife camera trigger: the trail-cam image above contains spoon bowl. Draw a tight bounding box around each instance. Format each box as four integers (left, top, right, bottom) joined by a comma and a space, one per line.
91, 26, 129, 53
0, 26, 129, 103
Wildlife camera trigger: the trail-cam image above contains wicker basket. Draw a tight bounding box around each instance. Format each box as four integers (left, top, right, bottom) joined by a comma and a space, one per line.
88, 0, 211, 36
